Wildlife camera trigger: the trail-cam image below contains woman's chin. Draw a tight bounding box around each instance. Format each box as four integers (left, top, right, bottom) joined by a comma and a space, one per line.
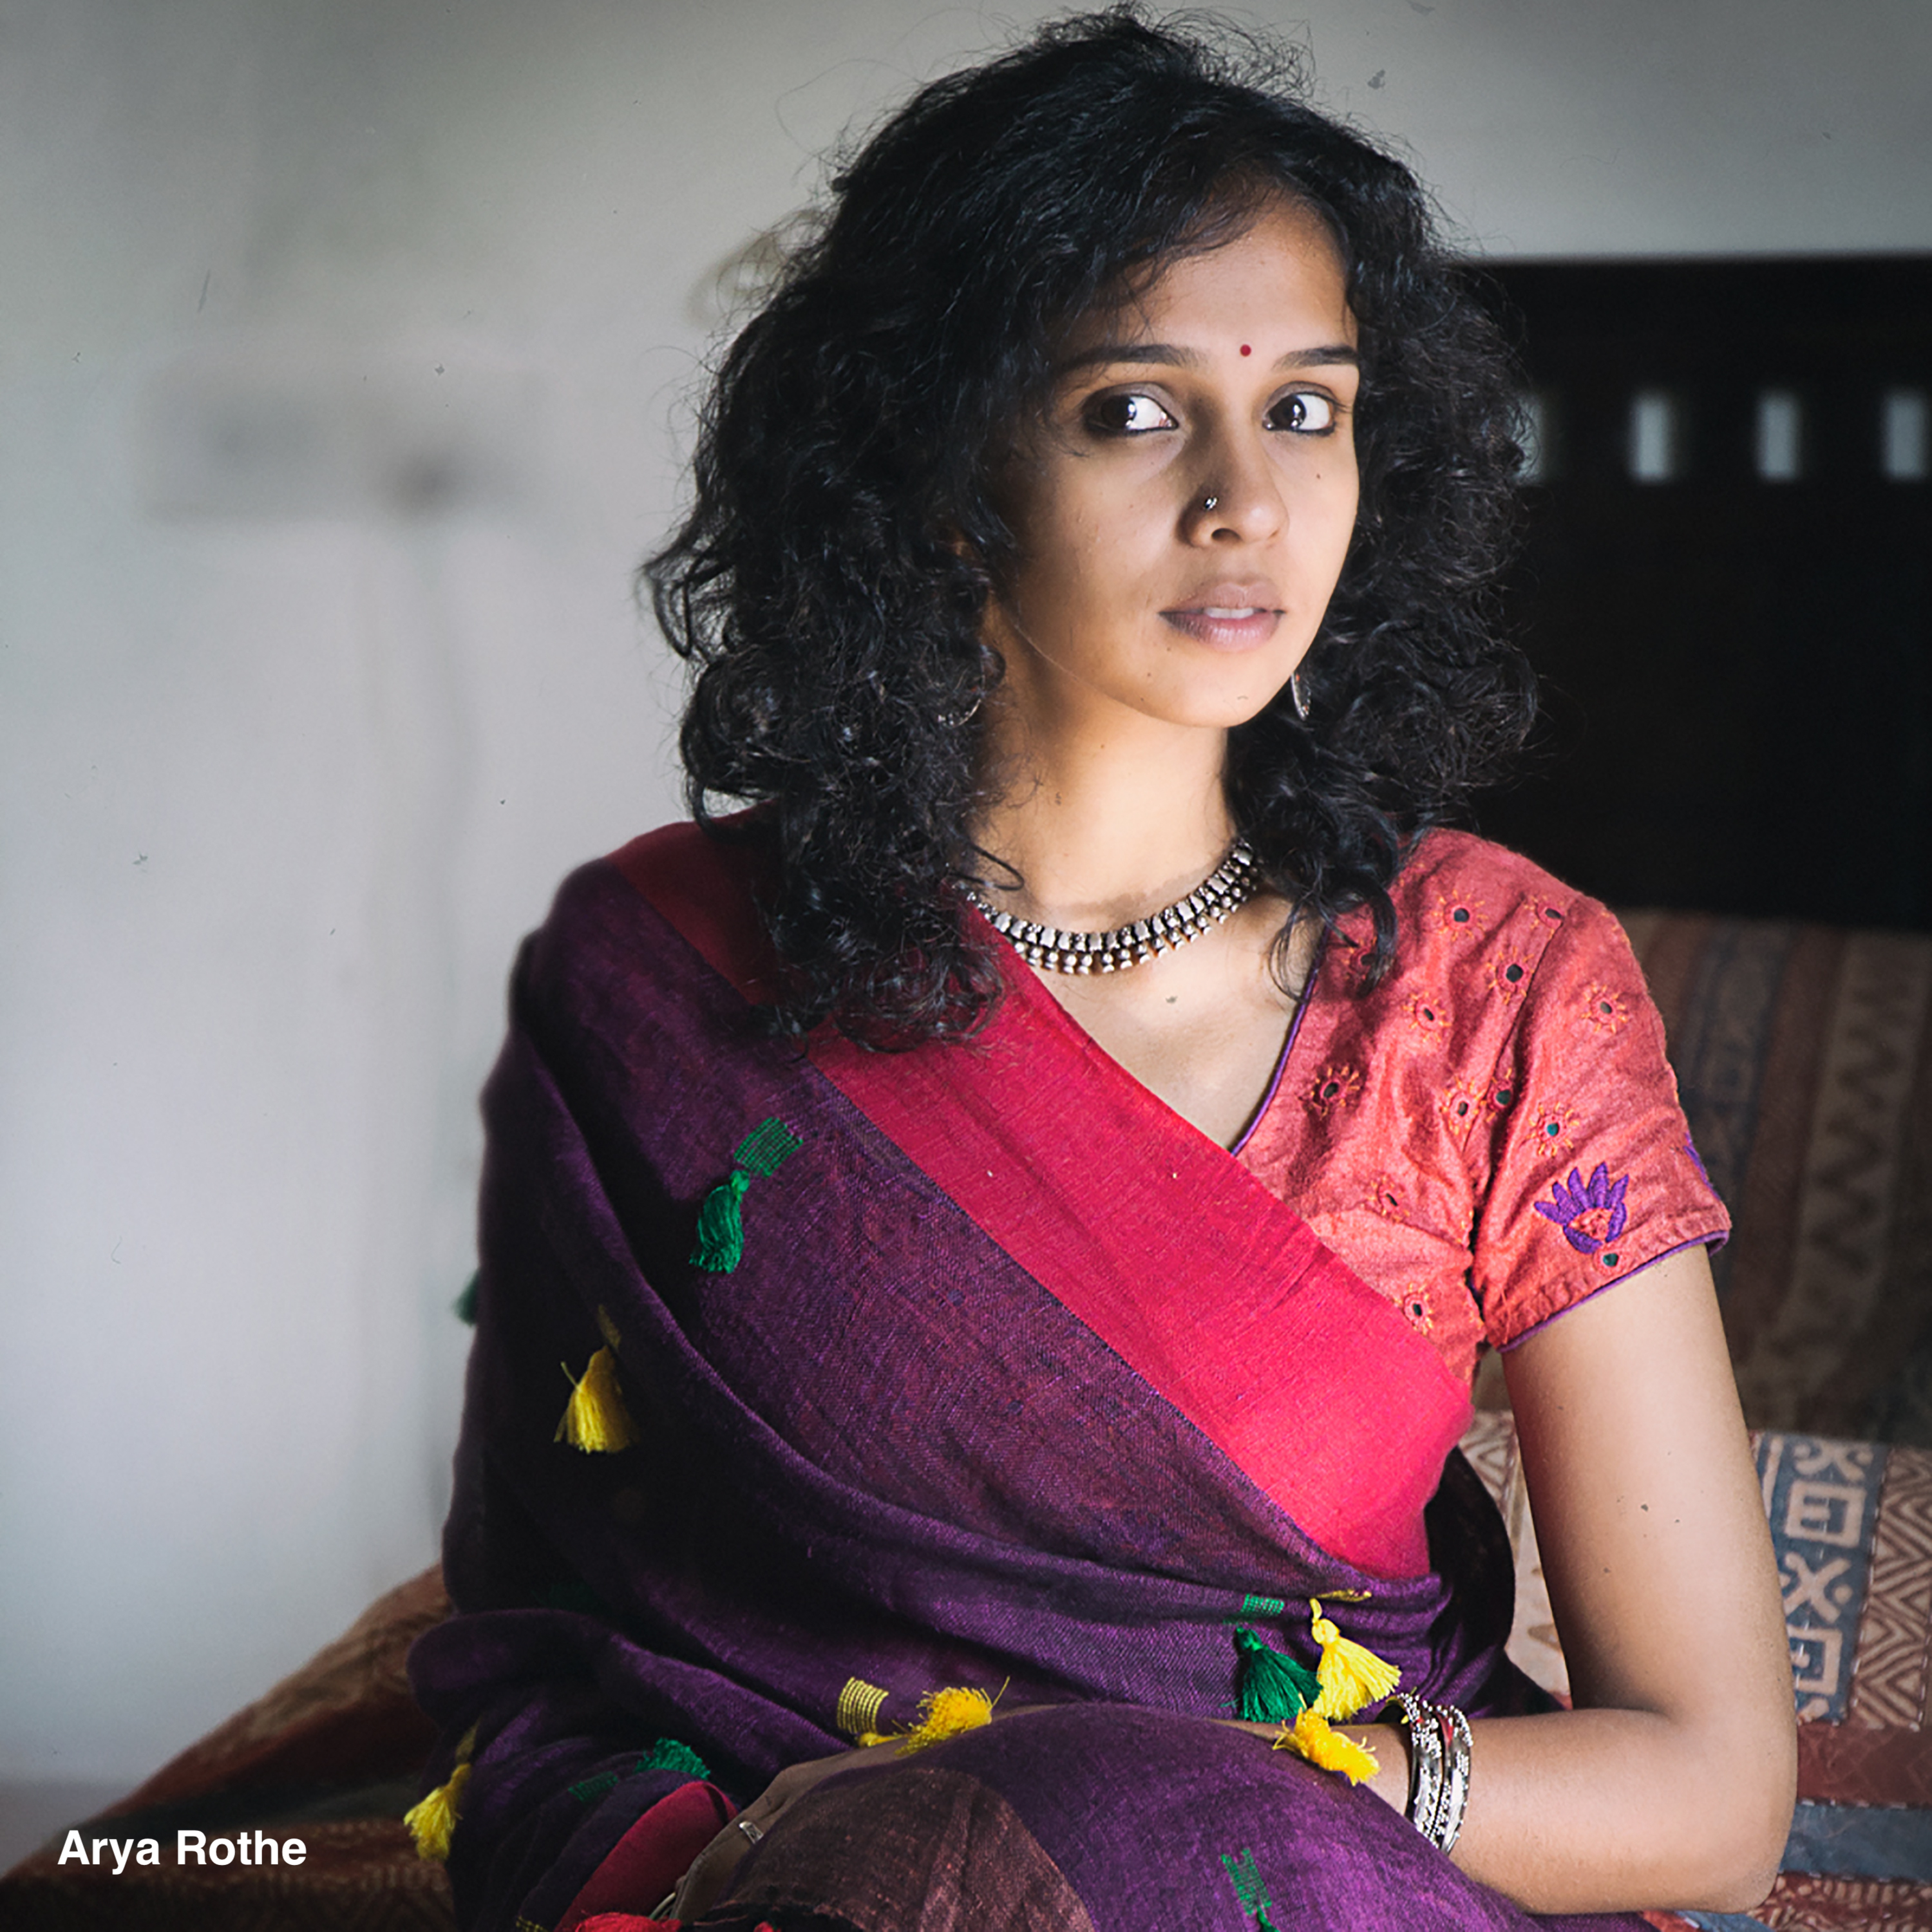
1124, 690, 1292, 735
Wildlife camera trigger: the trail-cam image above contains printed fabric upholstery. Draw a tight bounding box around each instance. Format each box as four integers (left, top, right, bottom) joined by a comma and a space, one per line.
1464, 1413, 1932, 1932
1618, 911, 1932, 1446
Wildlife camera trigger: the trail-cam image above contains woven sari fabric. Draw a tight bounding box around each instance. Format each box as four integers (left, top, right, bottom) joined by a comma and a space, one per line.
408, 824, 1654, 1932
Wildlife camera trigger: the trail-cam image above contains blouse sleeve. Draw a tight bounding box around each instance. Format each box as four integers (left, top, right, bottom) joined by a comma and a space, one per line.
1470, 895, 1730, 1350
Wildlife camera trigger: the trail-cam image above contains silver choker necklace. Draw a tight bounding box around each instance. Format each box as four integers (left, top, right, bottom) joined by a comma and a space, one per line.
965, 841, 1259, 975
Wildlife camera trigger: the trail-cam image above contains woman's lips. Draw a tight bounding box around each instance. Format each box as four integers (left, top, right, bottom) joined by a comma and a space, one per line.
1160, 604, 1285, 649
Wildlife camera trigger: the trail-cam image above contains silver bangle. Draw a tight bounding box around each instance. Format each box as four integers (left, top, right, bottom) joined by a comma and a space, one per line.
1434, 1702, 1473, 1854
1392, 1694, 1471, 1853
1392, 1694, 1445, 1844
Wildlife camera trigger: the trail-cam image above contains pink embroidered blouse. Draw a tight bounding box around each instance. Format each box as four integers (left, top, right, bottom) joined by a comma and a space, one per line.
1236, 831, 1730, 1385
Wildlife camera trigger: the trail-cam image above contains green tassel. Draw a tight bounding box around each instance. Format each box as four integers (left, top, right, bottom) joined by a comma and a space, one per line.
1233, 1625, 1320, 1725
638, 1737, 709, 1779
453, 1273, 480, 1325
734, 1118, 802, 1177
690, 1169, 752, 1272
567, 1738, 708, 1804
1240, 1593, 1287, 1618
1221, 1848, 1279, 1930
689, 1120, 802, 1273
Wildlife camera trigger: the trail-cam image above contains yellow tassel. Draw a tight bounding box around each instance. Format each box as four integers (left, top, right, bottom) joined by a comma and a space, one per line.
1273, 1708, 1381, 1785
895, 1685, 996, 1755
554, 1347, 636, 1453
835, 1674, 891, 1742
404, 1761, 471, 1861
1309, 1598, 1401, 1721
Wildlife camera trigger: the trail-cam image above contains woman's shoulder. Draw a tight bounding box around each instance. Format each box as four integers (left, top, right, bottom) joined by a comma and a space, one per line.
529, 813, 777, 1004
603, 813, 764, 913
1383, 829, 1631, 980
1312, 830, 1642, 1033
1392, 827, 1587, 922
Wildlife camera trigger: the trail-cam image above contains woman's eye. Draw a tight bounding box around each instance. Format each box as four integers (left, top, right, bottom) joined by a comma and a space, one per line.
1086, 392, 1177, 435
1270, 391, 1338, 435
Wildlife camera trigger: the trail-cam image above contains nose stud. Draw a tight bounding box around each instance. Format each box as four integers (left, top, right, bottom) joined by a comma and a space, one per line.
1202, 495, 1218, 513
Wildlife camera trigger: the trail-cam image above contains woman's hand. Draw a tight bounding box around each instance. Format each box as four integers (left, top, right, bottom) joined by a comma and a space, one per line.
669, 1703, 1061, 1919
668, 1736, 905, 1922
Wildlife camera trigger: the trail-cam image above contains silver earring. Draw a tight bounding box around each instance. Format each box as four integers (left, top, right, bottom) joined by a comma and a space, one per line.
1291, 671, 1311, 721
1202, 494, 1218, 513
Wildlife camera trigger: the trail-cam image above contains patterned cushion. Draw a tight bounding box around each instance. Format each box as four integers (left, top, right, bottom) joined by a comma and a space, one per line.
1618, 913, 1932, 1446
1463, 1412, 1932, 1930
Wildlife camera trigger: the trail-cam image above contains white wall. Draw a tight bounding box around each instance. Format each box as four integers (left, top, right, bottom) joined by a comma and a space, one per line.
3, 0, 1929, 1787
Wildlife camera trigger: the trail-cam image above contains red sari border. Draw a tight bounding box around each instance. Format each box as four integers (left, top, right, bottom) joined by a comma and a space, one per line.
611, 822, 1472, 1577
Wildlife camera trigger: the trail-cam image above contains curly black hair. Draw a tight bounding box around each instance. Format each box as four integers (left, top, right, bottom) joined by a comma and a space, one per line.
646, 6, 1531, 1046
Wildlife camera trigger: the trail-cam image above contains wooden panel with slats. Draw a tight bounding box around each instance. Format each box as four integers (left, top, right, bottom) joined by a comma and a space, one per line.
1470, 256, 1932, 932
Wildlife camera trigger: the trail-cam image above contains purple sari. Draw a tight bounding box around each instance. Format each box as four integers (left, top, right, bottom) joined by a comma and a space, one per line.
408, 824, 1658, 1931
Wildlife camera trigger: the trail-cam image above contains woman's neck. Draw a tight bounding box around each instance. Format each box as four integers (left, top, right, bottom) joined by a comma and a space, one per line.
971, 703, 1236, 930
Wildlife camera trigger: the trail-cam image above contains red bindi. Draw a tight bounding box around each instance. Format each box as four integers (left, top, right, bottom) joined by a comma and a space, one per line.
1240, 343, 1252, 355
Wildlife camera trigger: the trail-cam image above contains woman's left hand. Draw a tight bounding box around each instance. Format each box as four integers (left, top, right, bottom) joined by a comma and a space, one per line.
668, 1736, 904, 1922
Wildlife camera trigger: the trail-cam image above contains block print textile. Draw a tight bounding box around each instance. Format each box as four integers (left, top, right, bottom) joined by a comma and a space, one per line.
1616, 914, 1932, 1446
1462, 1415, 1932, 1931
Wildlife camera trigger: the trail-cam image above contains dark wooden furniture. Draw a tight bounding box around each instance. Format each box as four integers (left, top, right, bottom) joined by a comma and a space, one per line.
1472, 256, 1932, 932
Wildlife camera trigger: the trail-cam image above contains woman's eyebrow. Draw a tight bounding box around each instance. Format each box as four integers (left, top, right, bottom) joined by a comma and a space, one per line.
1056, 341, 1361, 374
1276, 344, 1360, 372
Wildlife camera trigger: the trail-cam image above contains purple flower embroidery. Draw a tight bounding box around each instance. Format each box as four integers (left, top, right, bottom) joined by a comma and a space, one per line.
1534, 1163, 1629, 1254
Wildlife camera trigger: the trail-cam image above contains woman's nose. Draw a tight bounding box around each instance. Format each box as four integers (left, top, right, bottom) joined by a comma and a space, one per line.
1182, 444, 1286, 544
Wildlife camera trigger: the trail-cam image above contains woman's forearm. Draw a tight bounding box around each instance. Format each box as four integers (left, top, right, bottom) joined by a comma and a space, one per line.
1410, 1707, 1786, 1915
1228, 1702, 1790, 1916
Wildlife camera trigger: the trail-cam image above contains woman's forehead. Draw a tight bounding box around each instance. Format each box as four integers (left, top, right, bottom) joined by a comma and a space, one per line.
1061, 198, 1354, 357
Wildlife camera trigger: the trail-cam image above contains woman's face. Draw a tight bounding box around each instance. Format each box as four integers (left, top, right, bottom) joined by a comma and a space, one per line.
987, 196, 1360, 739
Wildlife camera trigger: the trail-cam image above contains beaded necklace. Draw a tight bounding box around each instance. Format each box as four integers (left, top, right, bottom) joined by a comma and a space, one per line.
965, 842, 1259, 975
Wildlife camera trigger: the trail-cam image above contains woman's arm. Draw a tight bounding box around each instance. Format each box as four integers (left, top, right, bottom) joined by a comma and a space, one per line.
1406, 1245, 1794, 1913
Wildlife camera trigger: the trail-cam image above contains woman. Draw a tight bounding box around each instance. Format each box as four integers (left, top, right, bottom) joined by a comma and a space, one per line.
408, 12, 1795, 1928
